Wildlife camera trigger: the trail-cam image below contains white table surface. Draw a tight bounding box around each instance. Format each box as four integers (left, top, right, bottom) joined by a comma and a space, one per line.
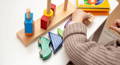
0, 0, 118, 65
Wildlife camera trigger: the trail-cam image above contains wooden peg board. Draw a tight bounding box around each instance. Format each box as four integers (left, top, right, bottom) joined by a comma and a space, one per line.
16, 2, 76, 46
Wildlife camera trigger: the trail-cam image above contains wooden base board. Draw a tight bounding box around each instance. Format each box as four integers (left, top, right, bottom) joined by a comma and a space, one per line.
16, 2, 76, 46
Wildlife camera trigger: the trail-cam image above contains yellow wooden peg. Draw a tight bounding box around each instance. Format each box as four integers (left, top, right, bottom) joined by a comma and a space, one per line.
44, 9, 53, 17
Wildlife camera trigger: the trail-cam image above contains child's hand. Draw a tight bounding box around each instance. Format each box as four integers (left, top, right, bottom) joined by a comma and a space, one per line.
72, 9, 92, 25
110, 19, 120, 34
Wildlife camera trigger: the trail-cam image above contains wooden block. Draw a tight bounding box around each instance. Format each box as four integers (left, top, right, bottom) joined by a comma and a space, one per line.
48, 32, 63, 54
41, 15, 50, 30
16, 2, 76, 46
38, 37, 52, 60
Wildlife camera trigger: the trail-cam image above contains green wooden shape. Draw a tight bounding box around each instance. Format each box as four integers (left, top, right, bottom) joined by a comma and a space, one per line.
38, 37, 52, 60
57, 28, 64, 37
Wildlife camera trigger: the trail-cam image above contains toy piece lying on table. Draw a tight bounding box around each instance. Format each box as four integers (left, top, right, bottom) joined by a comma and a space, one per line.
48, 32, 63, 54
24, 9, 34, 36
57, 28, 64, 37
38, 37, 52, 60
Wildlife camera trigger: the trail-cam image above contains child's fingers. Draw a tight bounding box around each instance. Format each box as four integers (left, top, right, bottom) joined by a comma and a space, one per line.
110, 26, 120, 33
112, 19, 120, 27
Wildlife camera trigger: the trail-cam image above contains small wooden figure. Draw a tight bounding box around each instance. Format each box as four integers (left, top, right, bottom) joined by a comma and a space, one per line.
48, 32, 63, 54
24, 8, 34, 36
38, 37, 52, 60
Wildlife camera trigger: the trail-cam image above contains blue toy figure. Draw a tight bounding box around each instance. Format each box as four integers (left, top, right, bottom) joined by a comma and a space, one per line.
48, 32, 63, 54
24, 9, 34, 36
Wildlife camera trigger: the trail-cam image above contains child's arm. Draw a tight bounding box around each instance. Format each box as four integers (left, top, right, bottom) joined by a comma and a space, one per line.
63, 9, 120, 65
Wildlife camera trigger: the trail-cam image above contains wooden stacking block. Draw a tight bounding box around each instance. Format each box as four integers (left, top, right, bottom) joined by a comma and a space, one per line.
48, 32, 63, 54
38, 37, 52, 60
24, 13, 34, 36
16, 2, 76, 46
41, 15, 50, 29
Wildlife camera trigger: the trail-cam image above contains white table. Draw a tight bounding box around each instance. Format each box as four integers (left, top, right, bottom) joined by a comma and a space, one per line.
0, 0, 118, 65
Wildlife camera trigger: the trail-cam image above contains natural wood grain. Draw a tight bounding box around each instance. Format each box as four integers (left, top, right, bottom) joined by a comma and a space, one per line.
16, 2, 76, 46
64, 0, 68, 11
47, 0, 51, 14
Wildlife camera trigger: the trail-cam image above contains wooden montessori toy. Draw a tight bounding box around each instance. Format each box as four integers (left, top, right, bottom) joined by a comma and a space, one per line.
24, 8, 34, 36
16, 0, 76, 46
38, 37, 52, 60
48, 32, 63, 54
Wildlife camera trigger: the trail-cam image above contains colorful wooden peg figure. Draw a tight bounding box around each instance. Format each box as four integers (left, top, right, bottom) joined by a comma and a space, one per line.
24, 8, 34, 36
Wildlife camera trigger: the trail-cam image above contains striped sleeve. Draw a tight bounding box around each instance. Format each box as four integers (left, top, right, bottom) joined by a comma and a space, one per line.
63, 22, 120, 65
